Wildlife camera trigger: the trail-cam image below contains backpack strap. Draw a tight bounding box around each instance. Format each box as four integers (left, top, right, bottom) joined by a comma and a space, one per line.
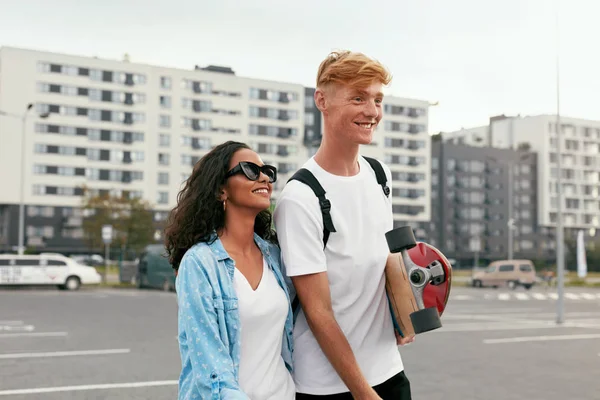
363, 156, 390, 197
287, 168, 337, 322
287, 168, 337, 249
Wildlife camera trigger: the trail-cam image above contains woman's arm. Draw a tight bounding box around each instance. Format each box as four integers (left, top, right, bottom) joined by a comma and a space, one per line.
176, 251, 249, 400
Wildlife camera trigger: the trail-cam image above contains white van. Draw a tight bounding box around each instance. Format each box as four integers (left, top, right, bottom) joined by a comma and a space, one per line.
0, 253, 102, 290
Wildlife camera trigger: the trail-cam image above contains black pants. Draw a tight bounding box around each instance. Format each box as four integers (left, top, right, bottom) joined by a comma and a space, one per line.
295, 371, 411, 400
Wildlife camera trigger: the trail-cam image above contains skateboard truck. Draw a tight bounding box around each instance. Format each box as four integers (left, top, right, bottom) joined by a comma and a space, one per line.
385, 226, 449, 334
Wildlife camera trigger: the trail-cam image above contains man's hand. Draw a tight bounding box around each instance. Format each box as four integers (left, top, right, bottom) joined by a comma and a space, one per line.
395, 330, 415, 346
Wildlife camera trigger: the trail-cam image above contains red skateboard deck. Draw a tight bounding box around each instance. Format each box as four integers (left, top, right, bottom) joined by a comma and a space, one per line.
385, 241, 452, 337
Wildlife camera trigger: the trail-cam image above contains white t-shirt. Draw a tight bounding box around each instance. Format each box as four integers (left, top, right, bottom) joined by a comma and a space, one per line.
273, 156, 403, 395
234, 257, 296, 400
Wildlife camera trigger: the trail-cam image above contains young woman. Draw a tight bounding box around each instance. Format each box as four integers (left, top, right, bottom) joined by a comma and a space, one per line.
165, 141, 295, 400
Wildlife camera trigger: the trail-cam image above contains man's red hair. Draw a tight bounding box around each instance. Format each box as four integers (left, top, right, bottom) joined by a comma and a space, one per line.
316, 50, 392, 89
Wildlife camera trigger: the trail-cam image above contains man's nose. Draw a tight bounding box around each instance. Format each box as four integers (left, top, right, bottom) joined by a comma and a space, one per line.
364, 100, 379, 118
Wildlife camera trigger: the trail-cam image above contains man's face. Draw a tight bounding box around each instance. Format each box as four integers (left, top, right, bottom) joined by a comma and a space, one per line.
319, 81, 384, 145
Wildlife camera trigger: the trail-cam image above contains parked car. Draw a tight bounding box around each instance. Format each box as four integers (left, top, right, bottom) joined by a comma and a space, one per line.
0, 253, 101, 290
136, 245, 175, 292
471, 259, 536, 289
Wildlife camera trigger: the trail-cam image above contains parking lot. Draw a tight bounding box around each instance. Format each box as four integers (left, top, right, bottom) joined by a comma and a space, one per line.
0, 285, 599, 399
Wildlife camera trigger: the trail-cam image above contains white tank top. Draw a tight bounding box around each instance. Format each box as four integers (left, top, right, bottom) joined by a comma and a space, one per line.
233, 257, 295, 400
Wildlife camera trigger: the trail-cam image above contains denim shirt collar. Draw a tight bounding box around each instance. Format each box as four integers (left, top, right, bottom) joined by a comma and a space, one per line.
206, 231, 272, 279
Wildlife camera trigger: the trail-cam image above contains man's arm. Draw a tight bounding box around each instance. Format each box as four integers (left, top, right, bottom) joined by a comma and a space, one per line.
275, 191, 382, 399
292, 272, 382, 400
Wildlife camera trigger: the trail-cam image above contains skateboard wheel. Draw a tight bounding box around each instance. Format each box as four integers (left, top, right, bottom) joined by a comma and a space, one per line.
410, 307, 442, 334
385, 226, 417, 253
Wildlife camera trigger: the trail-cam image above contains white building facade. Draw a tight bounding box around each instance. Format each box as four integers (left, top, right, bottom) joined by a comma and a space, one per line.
0, 46, 306, 251
444, 114, 600, 231
0, 46, 432, 252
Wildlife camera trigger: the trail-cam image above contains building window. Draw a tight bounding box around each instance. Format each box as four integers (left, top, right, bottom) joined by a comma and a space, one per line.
159, 134, 170, 147
157, 192, 169, 204
160, 95, 171, 109
160, 115, 171, 128
158, 153, 170, 166
160, 77, 172, 89
158, 172, 169, 185
305, 96, 314, 109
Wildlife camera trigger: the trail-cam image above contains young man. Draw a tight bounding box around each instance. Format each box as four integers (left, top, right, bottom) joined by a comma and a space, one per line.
273, 51, 414, 400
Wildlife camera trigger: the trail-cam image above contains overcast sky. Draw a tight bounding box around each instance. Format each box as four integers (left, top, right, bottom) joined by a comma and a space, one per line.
1, 0, 597, 133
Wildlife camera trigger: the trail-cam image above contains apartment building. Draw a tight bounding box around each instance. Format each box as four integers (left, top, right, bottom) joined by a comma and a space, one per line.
444, 114, 600, 234
425, 139, 555, 266
0, 46, 306, 253
0, 46, 433, 254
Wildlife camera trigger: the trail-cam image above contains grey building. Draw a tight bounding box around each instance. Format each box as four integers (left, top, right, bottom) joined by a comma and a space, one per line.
425, 136, 556, 267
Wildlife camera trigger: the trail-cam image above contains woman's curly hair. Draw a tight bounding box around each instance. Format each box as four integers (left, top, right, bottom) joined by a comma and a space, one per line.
164, 141, 277, 271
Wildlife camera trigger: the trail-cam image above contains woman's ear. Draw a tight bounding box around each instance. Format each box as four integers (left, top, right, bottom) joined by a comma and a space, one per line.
218, 186, 227, 202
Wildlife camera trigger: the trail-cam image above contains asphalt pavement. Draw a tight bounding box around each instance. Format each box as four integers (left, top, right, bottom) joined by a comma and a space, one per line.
0, 285, 598, 399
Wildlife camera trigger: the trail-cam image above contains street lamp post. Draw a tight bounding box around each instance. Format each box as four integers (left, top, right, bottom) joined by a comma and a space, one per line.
555, 0, 565, 325
507, 164, 514, 260
0, 104, 49, 255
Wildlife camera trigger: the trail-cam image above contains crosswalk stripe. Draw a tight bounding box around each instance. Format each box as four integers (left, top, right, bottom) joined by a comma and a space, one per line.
451, 292, 599, 301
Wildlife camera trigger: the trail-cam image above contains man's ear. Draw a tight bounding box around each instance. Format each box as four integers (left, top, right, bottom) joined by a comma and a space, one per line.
314, 87, 327, 113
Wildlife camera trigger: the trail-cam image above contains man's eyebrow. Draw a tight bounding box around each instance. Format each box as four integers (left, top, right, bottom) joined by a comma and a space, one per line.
352, 89, 384, 97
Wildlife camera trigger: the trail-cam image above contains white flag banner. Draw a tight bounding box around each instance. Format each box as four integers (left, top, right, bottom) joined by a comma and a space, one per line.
576, 230, 588, 278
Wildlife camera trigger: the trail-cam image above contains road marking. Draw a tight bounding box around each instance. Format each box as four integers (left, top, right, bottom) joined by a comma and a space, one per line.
0, 380, 179, 396
441, 322, 557, 332
532, 293, 547, 300
564, 293, 581, 300
498, 293, 511, 301
0, 348, 130, 359
580, 293, 596, 300
0, 325, 34, 332
453, 295, 473, 300
515, 293, 529, 300
483, 333, 600, 344
0, 331, 68, 339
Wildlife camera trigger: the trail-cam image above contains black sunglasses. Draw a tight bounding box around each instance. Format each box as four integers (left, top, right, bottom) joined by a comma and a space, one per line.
225, 161, 277, 183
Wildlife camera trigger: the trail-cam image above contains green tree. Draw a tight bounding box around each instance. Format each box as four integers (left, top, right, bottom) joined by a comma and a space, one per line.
81, 187, 155, 258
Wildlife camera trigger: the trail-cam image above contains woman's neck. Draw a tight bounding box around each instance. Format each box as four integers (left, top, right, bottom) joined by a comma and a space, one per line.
218, 208, 258, 256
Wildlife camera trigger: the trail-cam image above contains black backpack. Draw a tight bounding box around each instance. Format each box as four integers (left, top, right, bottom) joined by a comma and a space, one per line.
286, 156, 390, 316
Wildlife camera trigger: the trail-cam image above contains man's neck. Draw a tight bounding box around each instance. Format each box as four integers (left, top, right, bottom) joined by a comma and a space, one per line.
313, 133, 360, 177
219, 208, 257, 256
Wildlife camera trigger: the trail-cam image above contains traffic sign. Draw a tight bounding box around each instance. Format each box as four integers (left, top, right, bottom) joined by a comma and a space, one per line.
102, 225, 113, 244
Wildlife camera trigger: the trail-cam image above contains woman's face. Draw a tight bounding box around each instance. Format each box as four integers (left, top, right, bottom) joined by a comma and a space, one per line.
222, 148, 274, 212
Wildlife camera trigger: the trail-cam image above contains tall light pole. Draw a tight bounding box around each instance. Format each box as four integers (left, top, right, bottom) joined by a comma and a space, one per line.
507, 164, 514, 260
0, 104, 50, 255
554, 0, 565, 325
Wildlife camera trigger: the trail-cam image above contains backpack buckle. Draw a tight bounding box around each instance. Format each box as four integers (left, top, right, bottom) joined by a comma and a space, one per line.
383, 185, 390, 197
319, 198, 332, 213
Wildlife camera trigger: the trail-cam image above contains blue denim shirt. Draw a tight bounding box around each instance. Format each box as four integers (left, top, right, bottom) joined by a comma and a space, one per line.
175, 232, 294, 400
